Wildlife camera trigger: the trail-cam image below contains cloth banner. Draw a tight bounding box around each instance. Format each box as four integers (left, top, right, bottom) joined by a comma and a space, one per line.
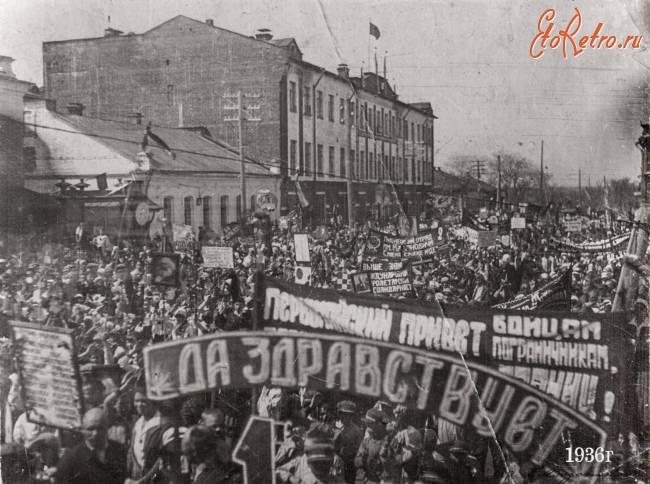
364, 229, 448, 263
255, 275, 630, 422
551, 233, 630, 253
143, 327, 618, 482
493, 269, 572, 311
10, 321, 84, 429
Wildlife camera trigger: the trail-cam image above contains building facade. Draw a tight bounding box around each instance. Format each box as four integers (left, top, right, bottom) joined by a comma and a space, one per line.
24, 96, 279, 237
42, 16, 436, 222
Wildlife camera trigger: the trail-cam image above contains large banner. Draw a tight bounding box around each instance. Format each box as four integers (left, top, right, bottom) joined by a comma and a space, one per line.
363, 229, 447, 263
10, 321, 84, 429
550, 233, 630, 253
256, 276, 629, 419
143, 329, 608, 480
493, 269, 572, 311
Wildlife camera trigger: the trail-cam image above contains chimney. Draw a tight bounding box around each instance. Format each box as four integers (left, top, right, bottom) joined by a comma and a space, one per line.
0, 56, 16, 79
337, 63, 350, 79
254, 28, 273, 41
127, 112, 143, 125
104, 27, 123, 37
66, 102, 84, 115
205, 19, 214, 26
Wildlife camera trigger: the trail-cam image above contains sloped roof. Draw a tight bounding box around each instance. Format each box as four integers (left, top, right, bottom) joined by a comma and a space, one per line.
432, 169, 496, 195
56, 114, 270, 176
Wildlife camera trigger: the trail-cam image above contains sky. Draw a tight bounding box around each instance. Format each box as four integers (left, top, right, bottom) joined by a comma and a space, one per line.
2, 0, 650, 186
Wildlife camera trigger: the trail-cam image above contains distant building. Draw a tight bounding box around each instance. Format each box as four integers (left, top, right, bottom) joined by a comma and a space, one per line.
42, 16, 436, 223
24, 96, 278, 238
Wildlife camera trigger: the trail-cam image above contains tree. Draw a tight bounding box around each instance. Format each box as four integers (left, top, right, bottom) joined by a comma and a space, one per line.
486, 152, 538, 205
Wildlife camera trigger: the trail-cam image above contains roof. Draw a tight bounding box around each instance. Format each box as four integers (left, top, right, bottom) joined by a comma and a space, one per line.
432, 168, 496, 195
44, 15, 302, 60
55, 114, 270, 176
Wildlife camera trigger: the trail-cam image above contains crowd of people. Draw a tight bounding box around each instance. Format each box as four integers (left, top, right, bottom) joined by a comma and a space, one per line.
0, 210, 646, 483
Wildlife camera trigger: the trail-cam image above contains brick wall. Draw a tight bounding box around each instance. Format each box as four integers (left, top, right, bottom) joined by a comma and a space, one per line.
43, 16, 291, 164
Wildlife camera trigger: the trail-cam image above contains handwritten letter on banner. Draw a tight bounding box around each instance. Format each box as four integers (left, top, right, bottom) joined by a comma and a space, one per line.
10, 321, 84, 429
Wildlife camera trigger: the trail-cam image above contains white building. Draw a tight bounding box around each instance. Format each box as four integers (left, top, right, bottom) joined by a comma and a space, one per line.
24, 97, 280, 236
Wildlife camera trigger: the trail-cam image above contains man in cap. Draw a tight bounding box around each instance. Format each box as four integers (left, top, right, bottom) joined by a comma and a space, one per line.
55, 407, 126, 484
354, 408, 389, 484
276, 428, 346, 483
333, 401, 363, 484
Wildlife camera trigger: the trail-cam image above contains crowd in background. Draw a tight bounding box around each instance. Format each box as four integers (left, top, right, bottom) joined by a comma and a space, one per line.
0, 212, 646, 483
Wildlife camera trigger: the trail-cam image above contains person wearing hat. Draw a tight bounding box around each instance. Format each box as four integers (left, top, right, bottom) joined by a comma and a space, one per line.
354, 408, 389, 484
277, 428, 346, 484
333, 401, 363, 484
55, 407, 127, 484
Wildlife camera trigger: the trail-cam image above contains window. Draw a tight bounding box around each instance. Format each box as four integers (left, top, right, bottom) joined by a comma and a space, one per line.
417, 124, 421, 142
316, 90, 323, 119
236, 195, 242, 220
328, 95, 334, 122
379, 108, 384, 135
397, 118, 402, 138
163, 196, 174, 223
360, 151, 365, 179
305, 142, 311, 176
339, 98, 345, 124
220, 195, 229, 228
369, 152, 374, 180
250, 195, 256, 212
317, 144, 324, 176
167, 84, 175, 105
23, 147, 36, 172
391, 156, 396, 181
303, 86, 311, 116
349, 100, 355, 125
411, 122, 415, 143
202, 196, 212, 228
404, 120, 409, 140
368, 109, 373, 133
184, 196, 193, 226
328, 146, 335, 176
23, 111, 36, 137
373, 106, 378, 131
290, 140, 297, 175
289, 82, 297, 112
403, 157, 409, 182
341, 147, 347, 178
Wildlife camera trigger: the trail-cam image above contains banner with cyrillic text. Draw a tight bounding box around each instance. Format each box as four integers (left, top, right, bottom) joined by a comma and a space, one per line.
256, 275, 629, 421
10, 321, 84, 430
143, 330, 608, 482
363, 229, 447, 263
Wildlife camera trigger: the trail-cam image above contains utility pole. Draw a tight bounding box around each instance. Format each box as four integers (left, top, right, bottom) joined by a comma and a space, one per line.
346, 89, 355, 227
312, 71, 325, 226
578, 168, 582, 209
238, 91, 246, 223
224, 91, 262, 225
496, 154, 502, 210
539, 140, 546, 205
